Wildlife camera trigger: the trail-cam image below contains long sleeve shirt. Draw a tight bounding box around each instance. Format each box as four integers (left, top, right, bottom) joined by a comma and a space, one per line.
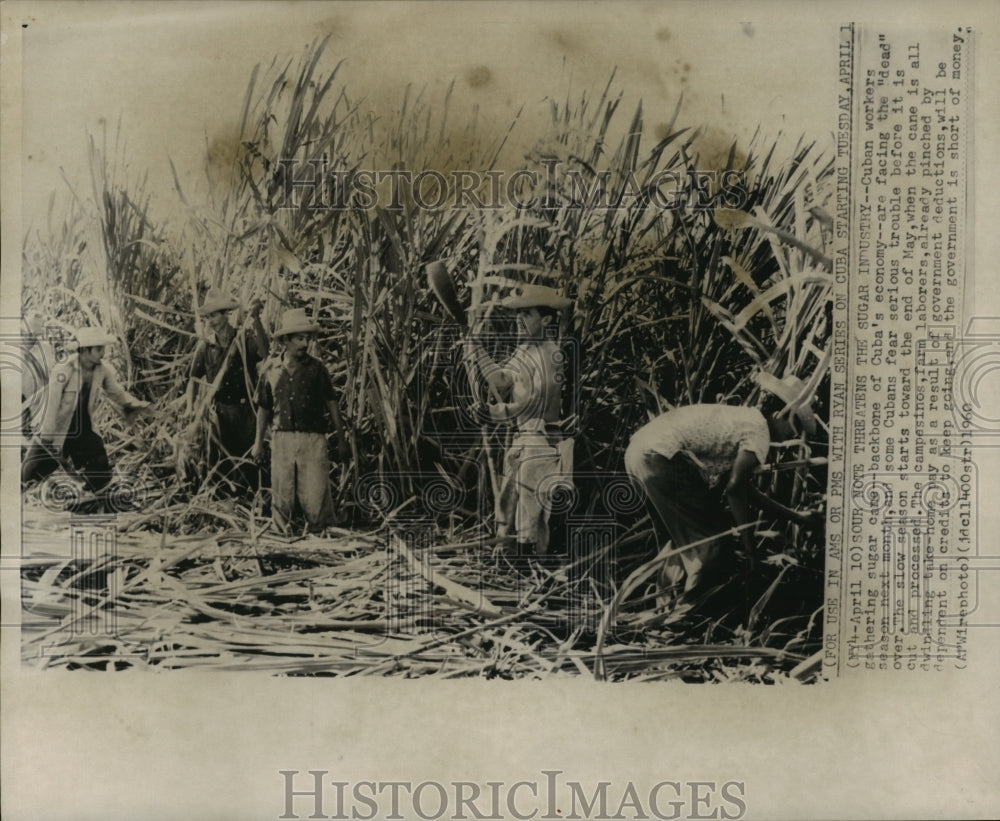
40, 357, 144, 448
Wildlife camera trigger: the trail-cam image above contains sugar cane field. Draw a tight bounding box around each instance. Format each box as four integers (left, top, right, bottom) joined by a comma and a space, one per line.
17, 37, 832, 682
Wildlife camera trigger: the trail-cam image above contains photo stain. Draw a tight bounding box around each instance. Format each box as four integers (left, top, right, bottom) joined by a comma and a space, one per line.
655, 27, 670, 42
206, 124, 246, 185
546, 29, 575, 52
465, 65, 492, 89
693, 127, 750, 179
314, 15, 344, 38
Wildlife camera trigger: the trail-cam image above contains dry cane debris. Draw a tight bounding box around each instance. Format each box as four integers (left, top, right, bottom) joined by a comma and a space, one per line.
20, 38, 831, 682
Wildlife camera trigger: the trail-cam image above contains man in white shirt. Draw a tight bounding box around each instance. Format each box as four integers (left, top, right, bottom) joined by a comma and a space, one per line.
22, 327, 149, 494
624, 375, 820, 606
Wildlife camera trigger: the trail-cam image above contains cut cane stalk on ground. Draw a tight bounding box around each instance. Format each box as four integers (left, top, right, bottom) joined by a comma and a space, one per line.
21, 39, 831, 681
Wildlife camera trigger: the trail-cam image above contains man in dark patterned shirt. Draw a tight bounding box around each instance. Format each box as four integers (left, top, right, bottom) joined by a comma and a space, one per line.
252, 308, 349, 534
186, 289, 269, 492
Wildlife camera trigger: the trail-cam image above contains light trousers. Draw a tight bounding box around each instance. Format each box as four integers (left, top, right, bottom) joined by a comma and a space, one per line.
271, 431, 335, 533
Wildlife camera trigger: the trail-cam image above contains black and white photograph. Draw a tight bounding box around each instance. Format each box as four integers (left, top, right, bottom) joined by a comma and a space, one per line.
2, 2, 998, 819
11, 1, 837, 682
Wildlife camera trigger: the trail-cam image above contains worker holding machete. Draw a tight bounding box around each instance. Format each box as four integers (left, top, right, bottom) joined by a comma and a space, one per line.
185, 288, 269, 493
462, 284, 575, 557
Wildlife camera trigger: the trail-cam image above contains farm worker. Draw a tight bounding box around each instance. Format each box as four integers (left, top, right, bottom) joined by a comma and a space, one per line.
22, 326, 150, 493
20, 309, 56, 438
624, 373, 821, 606
463, 284, 575, 556
251, 308, 350, 534
186, 288, 269, 490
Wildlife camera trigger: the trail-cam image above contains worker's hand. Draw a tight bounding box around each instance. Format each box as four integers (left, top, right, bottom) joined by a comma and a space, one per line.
465, 399, 487, 421
248, 298, 264, 319
251, 440, 264, 463
123, 402, 154, 422
487, 401, 510, 423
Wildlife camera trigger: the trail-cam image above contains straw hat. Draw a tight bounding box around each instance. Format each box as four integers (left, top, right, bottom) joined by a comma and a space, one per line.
501, 284, 572, 311
25, 311, 46, 338
755, 372, 817, 435
74, 327, 117, 349
274, 308, 320, 338
200, 288, 239, 315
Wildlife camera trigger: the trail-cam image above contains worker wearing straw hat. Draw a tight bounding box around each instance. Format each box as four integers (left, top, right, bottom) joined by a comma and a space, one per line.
463, 284, 575, 556
186, 287, 269, 492
624, 373, 821, 609
252, 308, 349, 534
22, 326, 150, 494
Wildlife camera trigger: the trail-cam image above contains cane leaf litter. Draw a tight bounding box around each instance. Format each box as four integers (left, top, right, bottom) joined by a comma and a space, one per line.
22, 38, 830, 682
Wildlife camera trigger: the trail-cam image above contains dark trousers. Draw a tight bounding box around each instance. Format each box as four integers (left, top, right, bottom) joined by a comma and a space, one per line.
626, 450, 738, 597
22, 432, 112, 493
210, 400, 260, 493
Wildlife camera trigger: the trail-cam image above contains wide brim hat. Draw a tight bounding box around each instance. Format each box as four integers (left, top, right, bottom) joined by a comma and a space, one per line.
274, 308, 320, 338
200, 288, 240, 315
755, 372, 817, 435
501, 284, 572, 311
24, 310, 46, 337
73, 327, 117, 349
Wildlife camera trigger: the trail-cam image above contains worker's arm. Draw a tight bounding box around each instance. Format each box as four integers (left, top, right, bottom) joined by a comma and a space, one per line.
724, 449, 761, 555
248, 299, 270, 360
101, 362, 150, 421
463, 339, 514, 396
251, 406, 271, 462
748, 484, 814, 525
186, 342, 208, 414
251, 366, 272, 461
37, 364, 69, 445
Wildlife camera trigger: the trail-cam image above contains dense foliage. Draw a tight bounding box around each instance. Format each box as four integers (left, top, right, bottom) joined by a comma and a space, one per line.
22, 38, 832, 680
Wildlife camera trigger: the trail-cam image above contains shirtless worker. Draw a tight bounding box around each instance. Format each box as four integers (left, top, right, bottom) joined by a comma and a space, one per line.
251, 308, 350, 535
463, 284, 574, 556
624, 373, 822, 608
22, 327, 150, 496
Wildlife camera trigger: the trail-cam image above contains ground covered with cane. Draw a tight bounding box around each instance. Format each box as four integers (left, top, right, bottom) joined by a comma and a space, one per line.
21, 38, 831, 682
